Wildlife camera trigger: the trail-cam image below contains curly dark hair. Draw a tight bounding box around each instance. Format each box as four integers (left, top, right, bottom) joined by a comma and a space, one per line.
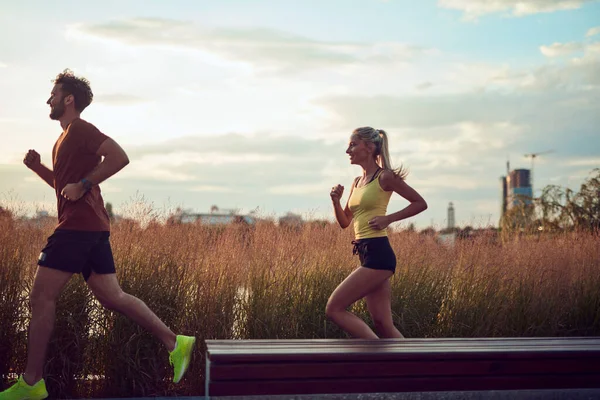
53, 69, 93, 112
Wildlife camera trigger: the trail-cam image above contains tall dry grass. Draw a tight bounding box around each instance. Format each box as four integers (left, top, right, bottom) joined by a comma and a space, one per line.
0, 213, 599, 398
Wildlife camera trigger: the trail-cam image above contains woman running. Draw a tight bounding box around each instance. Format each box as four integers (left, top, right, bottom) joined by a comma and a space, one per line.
328, 126, 428, 339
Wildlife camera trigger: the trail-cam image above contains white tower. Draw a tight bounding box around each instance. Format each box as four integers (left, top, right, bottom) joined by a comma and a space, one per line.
448, 202, 455, 229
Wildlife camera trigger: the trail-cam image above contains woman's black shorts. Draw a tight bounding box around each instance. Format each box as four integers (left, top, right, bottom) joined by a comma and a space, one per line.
351, 236, 396, 273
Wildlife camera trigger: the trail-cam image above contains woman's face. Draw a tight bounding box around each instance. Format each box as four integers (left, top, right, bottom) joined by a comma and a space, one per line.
346, 134, 373, 165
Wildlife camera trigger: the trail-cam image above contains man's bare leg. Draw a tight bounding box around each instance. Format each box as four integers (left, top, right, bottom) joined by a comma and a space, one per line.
86, 272, 177, 350
23, 267, 73, 385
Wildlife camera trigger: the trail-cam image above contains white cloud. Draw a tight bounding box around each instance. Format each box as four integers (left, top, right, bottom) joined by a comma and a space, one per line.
68, 18, 432, 73
0, 62, 7, 68
119, 168, 197, 183
538, 41, 600, 88
442, 62, 515, 90
317, 92, 539, 129
438, 0, 595, 19
567, 169, 598, 183
95, 93, 150, 105
563, 157, 600, 167
584, 41, 600, 56
269, 183, 328, 195
190, 185, 240, 193
451, 41, 600, 91
108, 133, 346, 198
117, 150, 284, 183
400, 39, 599, 93
540, 42, 584, 57
128, 133, 332, 159
410, 174, 481, 190
2, 10, 598, 229
474, 199, 502, 214
586, 26, 600, 37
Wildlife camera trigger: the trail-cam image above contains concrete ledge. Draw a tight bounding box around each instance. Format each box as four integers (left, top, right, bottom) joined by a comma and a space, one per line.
95, 388, 600, 400
209, 389, 600, 400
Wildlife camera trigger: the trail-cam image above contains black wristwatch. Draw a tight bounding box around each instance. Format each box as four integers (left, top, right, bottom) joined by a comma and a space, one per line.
81, 178, 93, 192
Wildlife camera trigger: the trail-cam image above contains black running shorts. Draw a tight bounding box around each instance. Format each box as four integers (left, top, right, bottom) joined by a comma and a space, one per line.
351, 236, 397, 273
37, 229, 116, 281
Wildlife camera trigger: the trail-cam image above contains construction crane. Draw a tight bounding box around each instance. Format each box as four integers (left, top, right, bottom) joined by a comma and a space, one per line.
524, 150, 554, 193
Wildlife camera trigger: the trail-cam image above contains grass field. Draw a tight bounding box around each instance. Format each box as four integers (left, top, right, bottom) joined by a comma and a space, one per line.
1, 213, 599, 398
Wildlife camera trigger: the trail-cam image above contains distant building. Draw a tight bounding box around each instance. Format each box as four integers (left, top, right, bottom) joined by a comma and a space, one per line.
437, 232, 456, 247
501, 166, 533, 217
180, 213, 255, 225
169, 205, 256, 225
507, 169, 533, 209
447, 202, 455, 229
500, 175, 508, 217
278, 212, 303, 228
508, 168, 531, 188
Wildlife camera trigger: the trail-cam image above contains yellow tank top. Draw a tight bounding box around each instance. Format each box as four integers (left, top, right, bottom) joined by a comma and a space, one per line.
348, 170, 392, 239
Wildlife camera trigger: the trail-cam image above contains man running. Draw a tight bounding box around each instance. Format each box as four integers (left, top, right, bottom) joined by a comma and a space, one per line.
0, 69, 195, 400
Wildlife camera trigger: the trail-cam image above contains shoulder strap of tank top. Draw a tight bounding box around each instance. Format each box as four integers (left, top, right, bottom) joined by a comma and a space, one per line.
367, 167, 382, 184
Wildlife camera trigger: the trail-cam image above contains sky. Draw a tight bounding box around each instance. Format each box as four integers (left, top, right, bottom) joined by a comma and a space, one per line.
0, 0, 599, 229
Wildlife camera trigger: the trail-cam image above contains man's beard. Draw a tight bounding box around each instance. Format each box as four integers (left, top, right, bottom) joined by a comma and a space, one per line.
49, 104, 65, 120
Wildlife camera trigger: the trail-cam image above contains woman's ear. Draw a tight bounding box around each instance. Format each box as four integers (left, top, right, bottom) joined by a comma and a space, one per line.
366, 141, 376, 154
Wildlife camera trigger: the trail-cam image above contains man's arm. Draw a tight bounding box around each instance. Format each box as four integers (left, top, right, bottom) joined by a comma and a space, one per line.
34, 165, 55, 189
23, 150, 54, 189
60, 138, 129, 201
83, 138, 130, 187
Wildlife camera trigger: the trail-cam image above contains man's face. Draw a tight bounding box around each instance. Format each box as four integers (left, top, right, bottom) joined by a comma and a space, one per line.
47, 84, 72, 120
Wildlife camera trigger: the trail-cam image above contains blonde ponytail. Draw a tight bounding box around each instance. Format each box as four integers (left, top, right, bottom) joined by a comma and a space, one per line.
353, 127, 408, 179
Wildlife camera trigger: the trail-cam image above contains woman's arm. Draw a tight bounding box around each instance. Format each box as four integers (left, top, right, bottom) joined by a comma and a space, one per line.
368, 170, 428, 230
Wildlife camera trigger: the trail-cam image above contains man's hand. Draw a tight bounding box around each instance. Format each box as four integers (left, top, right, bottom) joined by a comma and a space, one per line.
61, 182, 86, 201
23, 150, 41, 171
368, 215, 391, 231
330, 184, 344, 202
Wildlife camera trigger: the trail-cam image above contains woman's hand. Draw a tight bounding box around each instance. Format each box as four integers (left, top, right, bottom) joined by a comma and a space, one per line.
368, 215, 391, 230
330, 184, 344, 203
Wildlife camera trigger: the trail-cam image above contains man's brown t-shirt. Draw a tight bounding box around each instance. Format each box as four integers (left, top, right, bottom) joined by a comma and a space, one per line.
52, 118, 111, 232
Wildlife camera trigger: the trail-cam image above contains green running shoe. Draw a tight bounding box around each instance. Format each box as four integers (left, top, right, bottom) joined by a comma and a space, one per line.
0, 376, 48, 400
169, 335, 196, 383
